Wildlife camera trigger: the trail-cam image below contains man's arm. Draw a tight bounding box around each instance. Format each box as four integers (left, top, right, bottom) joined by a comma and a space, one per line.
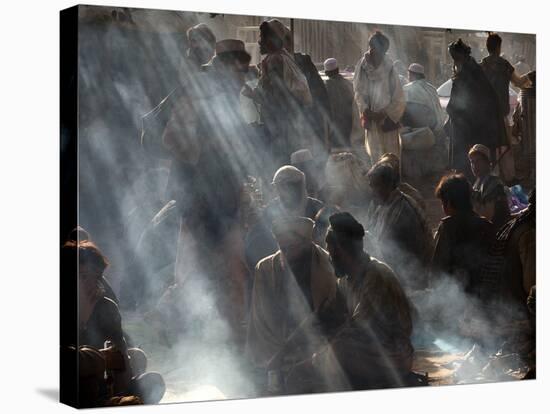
511, 69, 532, 89
382, 68, 406, 123
162, 97, 201, 165
430, 222, 452, 285
518, 228, 536, 294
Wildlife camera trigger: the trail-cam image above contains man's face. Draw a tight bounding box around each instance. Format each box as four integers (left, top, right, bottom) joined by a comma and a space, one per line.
224, 57, 249, 87
188, 37, 214, 65
366, 41, 384, 67
78, 264, 101, 299
326, 233, 347, 278
369, 176, 391, 204
276, 181, 304, 210
258, 31, 268, 55
277, 235, 311, 263
469, 152, 491, 178
450, 51, 466, 71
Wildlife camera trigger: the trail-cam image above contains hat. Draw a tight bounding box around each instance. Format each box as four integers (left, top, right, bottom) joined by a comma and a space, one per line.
272, 216, 314, 241
215, 39, 246, 55
324, 58, 338, 73
328, 212, 365, 240
265, 19, 290, 43
272, 165, 305, 185
187, 23, 216, 46
291, 149, 314, 165
468, 144, 491, 161
408, 63, 425, 75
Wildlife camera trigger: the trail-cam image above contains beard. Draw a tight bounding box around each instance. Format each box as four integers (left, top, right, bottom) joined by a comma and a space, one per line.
330, 256, 347, 278
188, 47, 211, 66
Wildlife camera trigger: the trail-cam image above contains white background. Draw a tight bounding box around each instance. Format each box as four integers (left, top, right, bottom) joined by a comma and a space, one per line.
0, 0, 547, 412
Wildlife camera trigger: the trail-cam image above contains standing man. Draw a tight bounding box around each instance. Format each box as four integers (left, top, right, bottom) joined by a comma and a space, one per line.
446, 38, 506, 181
162, 39, 256, 342
323, 58, 363, 152
243, 19, 312, 169
480, 33, 531, 184
184, 23, 216, 72
353, 31, 406, 163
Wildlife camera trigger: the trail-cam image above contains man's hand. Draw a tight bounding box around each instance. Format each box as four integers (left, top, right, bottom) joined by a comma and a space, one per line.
100, 346, 127, 371
363, 108, 386, 122
242, 84, 255, 99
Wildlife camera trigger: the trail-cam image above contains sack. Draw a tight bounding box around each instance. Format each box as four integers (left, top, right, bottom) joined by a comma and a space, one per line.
400, 126, 436, 150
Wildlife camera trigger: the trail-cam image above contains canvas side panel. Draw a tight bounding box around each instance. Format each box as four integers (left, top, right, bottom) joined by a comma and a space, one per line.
60, 5, 79, 409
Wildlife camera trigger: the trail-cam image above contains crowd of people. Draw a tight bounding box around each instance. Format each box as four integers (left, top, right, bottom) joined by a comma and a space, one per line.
62, 21, 536, 406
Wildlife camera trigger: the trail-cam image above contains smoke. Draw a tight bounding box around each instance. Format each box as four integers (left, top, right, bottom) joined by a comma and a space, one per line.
73, 5, 535, 404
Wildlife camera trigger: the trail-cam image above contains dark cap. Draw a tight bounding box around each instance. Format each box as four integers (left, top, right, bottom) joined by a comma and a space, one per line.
328, 212, 365, 240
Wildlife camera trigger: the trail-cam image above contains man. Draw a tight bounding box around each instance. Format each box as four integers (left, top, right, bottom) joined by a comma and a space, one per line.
366, 162, 432, 290
162, 39, 255, 342
285, 212, 414, 392
142, 23, 216, 160
446, 39, 506, 181
322, 151, 371, 213
378, 152, 426, 212
477, 190, 535, 343
291, 149, 321, 198
323, 58, 362, 151
243, 19, 312, 168
284, 30, 332, 158
480, 33, 531, 184
245, 165, 324, 270
469, 144, 511, 230
246, 217, 338, 385
431, 173, 495, 294
514, 55, 531, 77
353, 31, 406, 163
185, 23, 216, 72
402, 63, 446, 133
62, 240, 166, 406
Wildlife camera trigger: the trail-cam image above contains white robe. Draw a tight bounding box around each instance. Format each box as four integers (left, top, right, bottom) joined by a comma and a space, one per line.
353, 56, 406, 163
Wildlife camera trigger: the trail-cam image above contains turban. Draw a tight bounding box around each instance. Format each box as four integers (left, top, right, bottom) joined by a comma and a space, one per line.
265, 19, 290, 43
408, 63, 425, 75
272, 165, 305, 185
328, 212, 365, 240
468, 144, 491, 161
324, 58, 338, 73
291, 149, 314, 165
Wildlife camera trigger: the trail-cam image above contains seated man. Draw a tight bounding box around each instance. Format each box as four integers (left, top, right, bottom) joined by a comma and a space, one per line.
62, 240, 166, 406
431, 173, 495, 295
468, 144, 511, 230
286, 212, 415, 392
378, 152, 426, 212
245, 217, 338, 393
366, 162, 432, 290
401, 63, 446, 133
400, 63, 449, 178
291, 149, 321, 199
476, 190, 535, 353
245, 166, 324, 270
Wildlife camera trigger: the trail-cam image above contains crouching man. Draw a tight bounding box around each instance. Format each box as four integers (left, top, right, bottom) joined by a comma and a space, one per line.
285, 212, 416, 392
61, 240, 166, 407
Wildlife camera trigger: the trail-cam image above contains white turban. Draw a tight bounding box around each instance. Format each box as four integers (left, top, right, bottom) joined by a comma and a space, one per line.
272, 165, 305, 185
